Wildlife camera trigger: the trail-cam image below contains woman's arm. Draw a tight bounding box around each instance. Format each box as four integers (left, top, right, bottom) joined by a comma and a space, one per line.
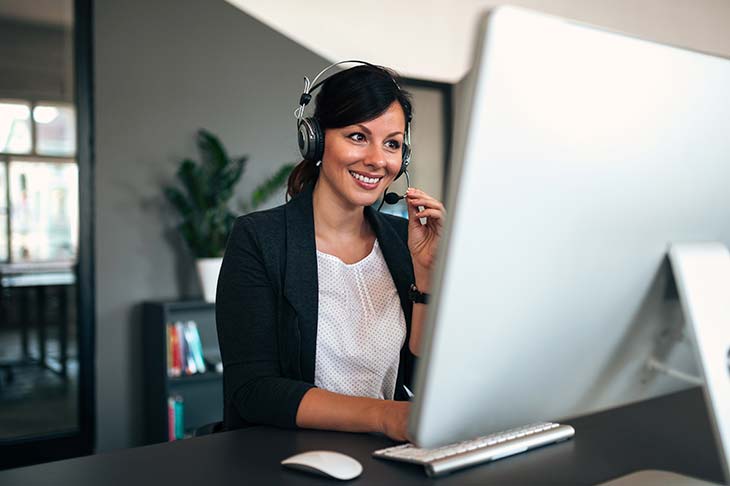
217, 215, 314, 428
296, 388, 410, 441
408, 266, 431, 356
404, 188, 446, 356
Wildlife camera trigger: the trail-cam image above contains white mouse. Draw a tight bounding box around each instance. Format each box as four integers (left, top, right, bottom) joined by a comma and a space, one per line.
281, 450, 363, 480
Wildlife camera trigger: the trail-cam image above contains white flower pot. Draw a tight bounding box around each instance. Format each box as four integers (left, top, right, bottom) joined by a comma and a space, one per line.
196, 257, 223, 303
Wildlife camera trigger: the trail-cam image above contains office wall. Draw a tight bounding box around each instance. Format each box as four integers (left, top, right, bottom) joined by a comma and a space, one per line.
93, 0, 330, 451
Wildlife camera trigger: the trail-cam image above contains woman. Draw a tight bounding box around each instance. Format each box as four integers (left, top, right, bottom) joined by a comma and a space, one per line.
216, 63, 445, 441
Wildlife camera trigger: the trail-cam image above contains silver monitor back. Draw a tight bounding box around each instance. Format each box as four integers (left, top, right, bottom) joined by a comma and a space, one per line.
409, 6, 730, 450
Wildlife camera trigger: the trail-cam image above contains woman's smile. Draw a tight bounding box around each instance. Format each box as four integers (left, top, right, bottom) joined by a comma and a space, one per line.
348, 169, 383, 190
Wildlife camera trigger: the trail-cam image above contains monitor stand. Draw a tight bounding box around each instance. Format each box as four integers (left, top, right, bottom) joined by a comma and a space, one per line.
602, 243, 730, 486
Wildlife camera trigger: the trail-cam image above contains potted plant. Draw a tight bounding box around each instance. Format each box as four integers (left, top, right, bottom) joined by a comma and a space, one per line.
164, 129, 293, 302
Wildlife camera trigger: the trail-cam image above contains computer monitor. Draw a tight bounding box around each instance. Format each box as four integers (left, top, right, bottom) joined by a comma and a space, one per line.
409, 6, 730, 476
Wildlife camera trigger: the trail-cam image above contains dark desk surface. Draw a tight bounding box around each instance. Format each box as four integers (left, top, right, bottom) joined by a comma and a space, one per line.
0, 387, 724, 485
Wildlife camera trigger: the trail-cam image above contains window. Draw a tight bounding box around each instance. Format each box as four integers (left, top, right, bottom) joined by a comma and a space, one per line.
0, 101, 32, 154
35, 103, 77, 156
0, 99, 78, 263
0, 162, 7, 262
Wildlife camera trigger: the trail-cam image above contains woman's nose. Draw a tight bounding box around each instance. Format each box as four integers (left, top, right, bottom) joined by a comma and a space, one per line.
363, 144, 387, 168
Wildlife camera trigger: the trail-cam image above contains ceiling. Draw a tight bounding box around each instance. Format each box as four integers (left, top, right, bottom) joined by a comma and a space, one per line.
225, 0, 730, 84
0, 0, 73, 27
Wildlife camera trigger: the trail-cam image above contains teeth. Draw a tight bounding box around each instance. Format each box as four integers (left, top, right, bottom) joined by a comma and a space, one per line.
349, 171, 381, 184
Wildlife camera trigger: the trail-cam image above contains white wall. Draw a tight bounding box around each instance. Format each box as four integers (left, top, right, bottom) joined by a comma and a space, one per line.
227, 0, 730, 83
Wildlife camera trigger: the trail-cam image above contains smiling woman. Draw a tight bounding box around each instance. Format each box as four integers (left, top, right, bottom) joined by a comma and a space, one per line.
319, 102, 405, 208
288, 64, 413, 201
215, 62, 446, 442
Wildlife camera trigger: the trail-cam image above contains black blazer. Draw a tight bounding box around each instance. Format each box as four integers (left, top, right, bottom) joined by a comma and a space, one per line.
216, 182, 417, 431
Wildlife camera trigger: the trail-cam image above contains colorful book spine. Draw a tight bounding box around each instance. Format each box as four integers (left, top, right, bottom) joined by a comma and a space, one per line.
182, 322, 198, 375
166, 323, 174, 377
174, 395, 185, 440
186, 321, 207, 373
167, 394, 185, 440
167, 320, 210, 377
175, 322, 187, 375
167, 323, 182, 377
167, 396, 176, 441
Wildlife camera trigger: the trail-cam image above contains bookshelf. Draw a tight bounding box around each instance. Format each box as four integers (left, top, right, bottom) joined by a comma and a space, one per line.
142, 301, 223, 444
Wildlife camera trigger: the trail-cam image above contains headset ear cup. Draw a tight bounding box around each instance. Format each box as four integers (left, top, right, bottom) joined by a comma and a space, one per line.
310, 117, 325, 163
297, 118, 313, 160
298, 117, 325, 162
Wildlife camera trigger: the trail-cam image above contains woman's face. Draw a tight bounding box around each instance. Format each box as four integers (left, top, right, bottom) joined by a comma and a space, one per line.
318, 101, 406, 209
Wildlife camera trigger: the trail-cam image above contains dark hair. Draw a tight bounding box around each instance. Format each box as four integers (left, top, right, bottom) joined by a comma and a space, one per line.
287, 64, 413, 199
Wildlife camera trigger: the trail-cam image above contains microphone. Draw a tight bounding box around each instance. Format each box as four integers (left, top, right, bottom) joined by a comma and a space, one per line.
383, 192, 402, 204
377, 170, 426, 225
377, 170, 410, 211
383, 169, 411, 205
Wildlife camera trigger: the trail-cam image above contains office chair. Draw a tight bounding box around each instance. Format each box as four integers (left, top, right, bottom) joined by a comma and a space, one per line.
193, 421, 224, 437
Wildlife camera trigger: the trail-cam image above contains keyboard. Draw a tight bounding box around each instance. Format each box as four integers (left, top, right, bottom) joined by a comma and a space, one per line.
373, 422, 575, 477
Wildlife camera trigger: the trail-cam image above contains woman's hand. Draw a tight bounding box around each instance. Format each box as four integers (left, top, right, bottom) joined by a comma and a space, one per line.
405, 188, 446, 287
378, 400, 411, 442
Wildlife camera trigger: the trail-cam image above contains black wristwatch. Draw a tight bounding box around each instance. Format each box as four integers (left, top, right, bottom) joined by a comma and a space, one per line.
409, 284, 430, 304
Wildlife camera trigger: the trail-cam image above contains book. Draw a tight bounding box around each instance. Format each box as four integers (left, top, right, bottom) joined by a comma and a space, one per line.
173, 395, 184, 440
167, 323, 182, 377
167, 396, 176, 441
186, 321, 207, 373
166, 324, 173, 377
174, 322, 188, 375
167, 320, 214, 377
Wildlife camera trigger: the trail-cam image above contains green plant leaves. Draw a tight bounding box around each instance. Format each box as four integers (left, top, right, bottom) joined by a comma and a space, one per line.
164, 129, 292, 258
250, 163, 294, 209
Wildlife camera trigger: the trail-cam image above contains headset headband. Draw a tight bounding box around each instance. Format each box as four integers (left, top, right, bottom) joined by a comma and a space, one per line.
294, 60, 409, 121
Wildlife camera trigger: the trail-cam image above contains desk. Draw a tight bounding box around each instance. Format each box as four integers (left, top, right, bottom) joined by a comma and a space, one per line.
0, 387, 724, 485
0, 264, 75, 379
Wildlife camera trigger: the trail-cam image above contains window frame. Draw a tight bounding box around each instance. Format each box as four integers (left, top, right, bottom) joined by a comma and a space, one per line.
0, 0, 95, 469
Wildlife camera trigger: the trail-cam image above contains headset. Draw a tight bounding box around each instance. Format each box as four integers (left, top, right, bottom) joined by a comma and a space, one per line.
294, 60, 413, 207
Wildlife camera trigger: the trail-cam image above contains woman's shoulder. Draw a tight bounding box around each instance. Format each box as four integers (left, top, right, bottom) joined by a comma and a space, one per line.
231, 204, 287, 245
237, 204, 286, 226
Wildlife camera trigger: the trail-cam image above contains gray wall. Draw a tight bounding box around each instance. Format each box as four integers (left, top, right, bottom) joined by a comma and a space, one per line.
94, 0, 327, 451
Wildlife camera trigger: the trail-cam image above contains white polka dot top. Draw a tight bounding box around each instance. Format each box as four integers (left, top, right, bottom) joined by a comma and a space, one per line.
314, 239, 407, 400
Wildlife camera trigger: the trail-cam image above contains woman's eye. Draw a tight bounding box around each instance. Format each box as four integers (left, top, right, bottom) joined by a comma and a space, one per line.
386, 140, 402, 150
348, 133, 366, 142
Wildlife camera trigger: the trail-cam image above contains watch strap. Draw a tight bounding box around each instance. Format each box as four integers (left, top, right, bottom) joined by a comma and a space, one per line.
409, 283, 430, 304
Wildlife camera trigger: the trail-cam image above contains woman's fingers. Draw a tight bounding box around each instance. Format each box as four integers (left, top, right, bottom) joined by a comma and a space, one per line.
405, 189, 446, 212
414, 208, 443, 220
404, 188, 445, 228
407, 198, 445, 213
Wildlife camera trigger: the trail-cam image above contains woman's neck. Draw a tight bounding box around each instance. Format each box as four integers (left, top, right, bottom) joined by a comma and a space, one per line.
312, 179, 371, 242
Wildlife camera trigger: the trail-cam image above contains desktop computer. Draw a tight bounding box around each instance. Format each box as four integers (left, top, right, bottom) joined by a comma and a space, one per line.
380, 6, 730, 482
